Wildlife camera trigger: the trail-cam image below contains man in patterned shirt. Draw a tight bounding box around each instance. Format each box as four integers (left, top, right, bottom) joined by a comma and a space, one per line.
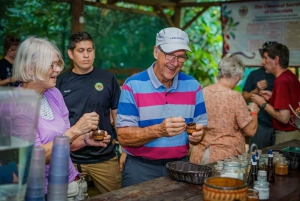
116, 27, 207, 187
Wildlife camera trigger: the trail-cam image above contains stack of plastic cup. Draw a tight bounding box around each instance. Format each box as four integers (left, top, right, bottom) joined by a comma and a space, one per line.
47, 136, 70, 201
25, 147, 46, 201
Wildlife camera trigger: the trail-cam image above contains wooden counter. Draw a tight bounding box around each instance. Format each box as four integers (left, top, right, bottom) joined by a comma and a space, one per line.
85, 140, 300, 201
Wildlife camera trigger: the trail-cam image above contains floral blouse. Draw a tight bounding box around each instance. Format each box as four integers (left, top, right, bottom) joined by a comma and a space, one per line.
190, 85, 252, 164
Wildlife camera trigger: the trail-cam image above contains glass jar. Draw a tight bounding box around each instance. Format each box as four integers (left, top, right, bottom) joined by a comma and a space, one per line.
257, 170, 267, 183
254, 181, 269, 200
240, 161, 248, 183
212, 165, 222, 177
220, 162, 243, 180
247, 188, 259, 201
275, 157, 288, 175
258, 158, 266, 171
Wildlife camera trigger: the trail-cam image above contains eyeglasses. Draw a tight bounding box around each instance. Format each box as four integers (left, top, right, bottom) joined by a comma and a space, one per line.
158, 46, 188, 63
51, 61, 63, 71
262, 41, 276, 49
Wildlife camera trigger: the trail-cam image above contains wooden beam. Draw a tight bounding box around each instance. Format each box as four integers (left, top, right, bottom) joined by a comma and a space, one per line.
117, 0, 176, 7
154, 5, 175, 27
181, 6, 208, 31
71, 0, 84, 33
54, 0, 71, 2
178, 0, 260, 7
85, 1, 158, 17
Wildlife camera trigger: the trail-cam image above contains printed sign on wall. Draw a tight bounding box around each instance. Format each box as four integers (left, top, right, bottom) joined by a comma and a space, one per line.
222, 1, 300, 66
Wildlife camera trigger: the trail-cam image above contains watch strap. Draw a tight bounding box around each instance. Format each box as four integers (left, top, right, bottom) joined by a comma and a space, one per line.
261, 102, 267, 109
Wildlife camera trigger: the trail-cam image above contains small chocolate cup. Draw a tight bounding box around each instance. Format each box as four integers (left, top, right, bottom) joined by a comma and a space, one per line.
186, 122, 196, 135
92, 130, 105, 141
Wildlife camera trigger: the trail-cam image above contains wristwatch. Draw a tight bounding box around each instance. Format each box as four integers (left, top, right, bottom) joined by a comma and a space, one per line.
261, 102, 267, 109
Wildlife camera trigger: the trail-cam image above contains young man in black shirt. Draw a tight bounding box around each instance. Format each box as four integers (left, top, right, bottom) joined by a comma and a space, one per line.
57, 32, 121, 194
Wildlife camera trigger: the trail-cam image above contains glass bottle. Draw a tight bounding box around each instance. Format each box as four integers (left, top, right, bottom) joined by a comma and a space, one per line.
220, 162, 243, 180
275, 157, 288, 175
267, 149, 275, 183
248, 155, 257, 188
255, 151, 259, 175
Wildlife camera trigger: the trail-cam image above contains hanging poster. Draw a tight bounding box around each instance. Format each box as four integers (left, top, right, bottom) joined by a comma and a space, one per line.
221, 1, 300, 67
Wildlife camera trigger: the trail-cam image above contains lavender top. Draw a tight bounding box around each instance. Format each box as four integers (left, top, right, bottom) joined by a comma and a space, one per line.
35, 87, 79, 193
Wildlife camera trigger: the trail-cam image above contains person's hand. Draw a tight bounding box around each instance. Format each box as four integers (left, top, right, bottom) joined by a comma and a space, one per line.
70, 112, 99, 141
257, 80, 268, 91
189, 124, 205, 144
251, 94, 267, 107
248, 102, 260, 113
119, 152, 127, 172
160, 116, 186, 137
259, 90, 272, 101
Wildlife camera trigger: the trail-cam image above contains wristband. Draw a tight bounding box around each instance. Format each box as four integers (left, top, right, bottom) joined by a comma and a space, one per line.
250, 112, 258, 116
84, 134, 90, 146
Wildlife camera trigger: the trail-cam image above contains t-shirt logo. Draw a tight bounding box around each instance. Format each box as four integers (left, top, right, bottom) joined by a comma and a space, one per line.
95, 82, 104, 91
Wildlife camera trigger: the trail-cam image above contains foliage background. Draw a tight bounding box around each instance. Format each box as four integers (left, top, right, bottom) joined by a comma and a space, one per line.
0, 0, 223, 87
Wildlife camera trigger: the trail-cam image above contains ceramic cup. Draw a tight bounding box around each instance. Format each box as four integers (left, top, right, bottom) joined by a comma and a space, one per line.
186, 122, 196, 135
92, 129, 105, 141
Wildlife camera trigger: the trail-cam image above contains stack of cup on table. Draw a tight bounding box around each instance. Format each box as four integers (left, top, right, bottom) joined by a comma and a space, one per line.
25, 147, 46, 201
47, 136, 70, 201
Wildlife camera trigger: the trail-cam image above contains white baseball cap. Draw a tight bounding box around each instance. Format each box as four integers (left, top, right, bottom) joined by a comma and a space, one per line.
156, 27, 192, 53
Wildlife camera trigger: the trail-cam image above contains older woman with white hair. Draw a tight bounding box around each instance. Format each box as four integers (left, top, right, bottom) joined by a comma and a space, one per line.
13, 36, 111, 199
190, 54, 259, 165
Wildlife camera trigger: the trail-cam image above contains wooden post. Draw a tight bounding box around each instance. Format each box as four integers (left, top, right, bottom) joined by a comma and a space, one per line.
174, 6, 181, 28
71, 0, 85, 33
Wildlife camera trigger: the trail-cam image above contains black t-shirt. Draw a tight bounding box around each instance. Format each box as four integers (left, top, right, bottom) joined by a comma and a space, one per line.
243, 67, 275, 127
56, 67, 121, 164
0, 58, 19, 87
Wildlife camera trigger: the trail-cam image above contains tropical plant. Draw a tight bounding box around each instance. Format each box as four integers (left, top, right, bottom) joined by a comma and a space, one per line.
0, 0, 223, 86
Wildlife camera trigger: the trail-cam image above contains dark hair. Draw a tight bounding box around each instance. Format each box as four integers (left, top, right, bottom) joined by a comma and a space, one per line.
68, 31, 94, 50
4, 35, 20, 55
262, 42, 289, 68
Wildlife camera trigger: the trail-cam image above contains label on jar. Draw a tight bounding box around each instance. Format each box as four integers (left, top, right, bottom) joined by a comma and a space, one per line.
254, 186, 269, 200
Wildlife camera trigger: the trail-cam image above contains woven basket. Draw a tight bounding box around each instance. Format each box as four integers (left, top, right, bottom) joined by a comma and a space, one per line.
166, 161, 212, 184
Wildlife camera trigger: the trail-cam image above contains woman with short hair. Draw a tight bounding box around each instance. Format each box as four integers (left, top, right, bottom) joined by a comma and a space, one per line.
13, 36, 111, 199
190, 54, 259, 164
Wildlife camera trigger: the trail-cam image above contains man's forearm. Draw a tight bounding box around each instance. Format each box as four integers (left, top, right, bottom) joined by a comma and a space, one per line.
264, 104, 290, 124
117, 125, 163, 147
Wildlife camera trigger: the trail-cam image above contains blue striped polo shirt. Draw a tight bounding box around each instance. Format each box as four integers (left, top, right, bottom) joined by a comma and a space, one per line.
116, 63, 207, 160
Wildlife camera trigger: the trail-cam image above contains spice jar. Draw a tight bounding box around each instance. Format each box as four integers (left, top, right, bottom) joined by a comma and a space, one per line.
212, 165, 222, 177
247, 188, 259, 201
254, 181, 269, 200
220, 162, 243, 180
275, 157, 288, 175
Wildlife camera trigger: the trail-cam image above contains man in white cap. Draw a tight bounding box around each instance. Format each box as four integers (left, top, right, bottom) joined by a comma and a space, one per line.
116, 27, 207, 187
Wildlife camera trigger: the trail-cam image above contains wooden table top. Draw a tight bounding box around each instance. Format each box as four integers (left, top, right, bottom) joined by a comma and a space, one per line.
85, 139, 300, 201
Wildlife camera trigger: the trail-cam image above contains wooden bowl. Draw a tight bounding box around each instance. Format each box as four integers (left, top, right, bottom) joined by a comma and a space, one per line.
203, 177, 248, 201
92, 130, 105, 141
